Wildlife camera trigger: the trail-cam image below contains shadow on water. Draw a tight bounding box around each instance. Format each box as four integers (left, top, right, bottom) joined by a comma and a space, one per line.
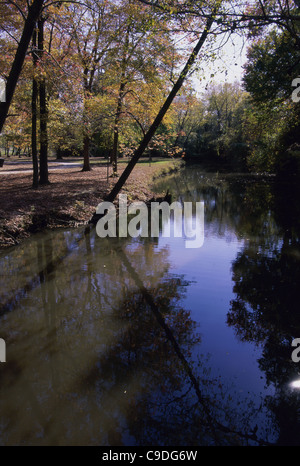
0, 166, 300, 445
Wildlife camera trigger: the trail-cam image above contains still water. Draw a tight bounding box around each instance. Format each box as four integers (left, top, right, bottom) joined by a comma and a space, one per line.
1, 167, 300, 446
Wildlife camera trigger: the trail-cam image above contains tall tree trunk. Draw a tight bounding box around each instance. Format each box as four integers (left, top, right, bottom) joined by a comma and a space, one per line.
56, 147, 63, 159
82, 73, 92, 172
91, 12, 217, 216
38, 17, 49, 185
110, 24, 130, 176
82, 134, 91, 171
0, 0, 45, 133
39, 78, 49, 184
111, 81, 126, 176
5, 142, 9, 157
31, 29, 39, 189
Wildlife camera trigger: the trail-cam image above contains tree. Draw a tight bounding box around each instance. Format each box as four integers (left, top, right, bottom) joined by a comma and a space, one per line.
95, 0, 300, 207
197, 81, 250, 168
243, 29, 300, 103
137, 0, 300, 41
37, 15, 49, 184
89, 1, 221, 217
31, 27, 39, 188
242, 26, 300, 174
106, 0, 178, 175
0, 0, 45, 133
58, 0, 117, 171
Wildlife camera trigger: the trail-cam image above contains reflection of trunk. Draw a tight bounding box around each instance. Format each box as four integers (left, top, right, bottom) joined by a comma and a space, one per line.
31, 29, 39, 189
0, 234, 82, 317
38, 17, 49, 185
82, 134, 91, 171
0, 0, 45, 133
38, 237, 60, 389
111, 81, 126, 176
117, 246, 270, 446
118, 248, 210, 400
117, 246, 220, 442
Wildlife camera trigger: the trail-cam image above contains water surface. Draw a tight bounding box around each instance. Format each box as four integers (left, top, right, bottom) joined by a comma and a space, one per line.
1, 167, 300, 446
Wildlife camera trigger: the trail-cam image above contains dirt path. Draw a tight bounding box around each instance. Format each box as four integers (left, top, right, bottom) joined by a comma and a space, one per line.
0, 160, 174, 249
0, 159, 83, 174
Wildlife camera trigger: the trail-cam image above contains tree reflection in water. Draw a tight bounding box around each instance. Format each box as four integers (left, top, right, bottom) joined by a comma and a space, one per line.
226, 178, 300, 445
2, 168, 300, 445
110, 245, 274, 446
0, 221, 273, 446
155, 168, 300, 445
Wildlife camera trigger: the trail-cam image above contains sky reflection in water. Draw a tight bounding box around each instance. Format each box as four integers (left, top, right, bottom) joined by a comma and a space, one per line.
0, 168, 300, 446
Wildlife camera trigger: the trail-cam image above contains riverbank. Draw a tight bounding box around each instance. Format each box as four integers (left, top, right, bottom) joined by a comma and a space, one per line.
0, 159, 178, 250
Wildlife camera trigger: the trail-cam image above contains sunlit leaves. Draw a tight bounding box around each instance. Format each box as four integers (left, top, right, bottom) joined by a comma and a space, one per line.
243, 29, 300, 103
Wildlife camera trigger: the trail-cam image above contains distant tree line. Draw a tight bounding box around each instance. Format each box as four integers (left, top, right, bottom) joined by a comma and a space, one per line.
0, 0, 299, 188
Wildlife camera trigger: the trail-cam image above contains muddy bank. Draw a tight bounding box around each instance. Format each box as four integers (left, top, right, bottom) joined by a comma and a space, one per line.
0, 161, 177, 249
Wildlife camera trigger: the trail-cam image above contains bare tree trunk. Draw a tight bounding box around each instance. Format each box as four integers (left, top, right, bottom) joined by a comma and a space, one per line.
31, 29, 39, 189
111, 81, 126, 176
82, 73, 92, 171
82, 134, 91, 171
0, 0, 45, 133
56, 147, 63, 159
110, 23, 130, 176
38, 17, 49, 185
39, 80, 49, 184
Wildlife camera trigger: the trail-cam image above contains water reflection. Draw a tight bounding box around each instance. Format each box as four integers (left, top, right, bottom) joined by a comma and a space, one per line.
0, 229, 263, 445
0, 168, 300, 445
226, 179, 300, 446
155, 169, 300, 445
